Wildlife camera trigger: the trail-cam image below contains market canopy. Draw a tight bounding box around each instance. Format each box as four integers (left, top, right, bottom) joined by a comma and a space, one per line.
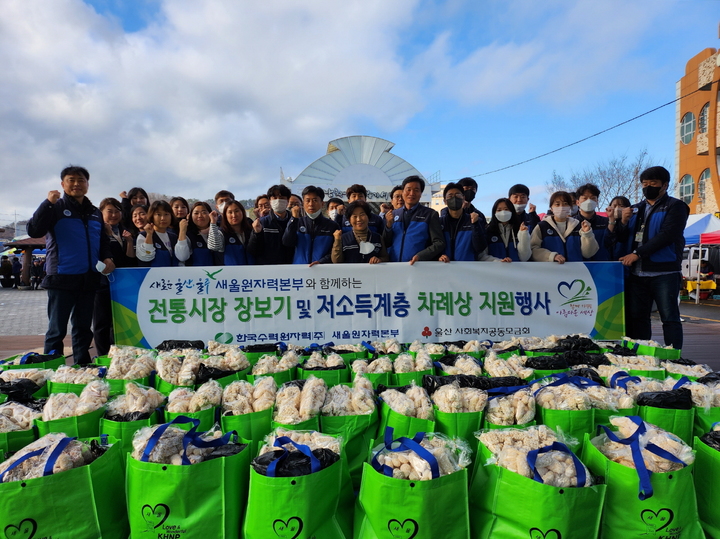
684, 213, 720, 245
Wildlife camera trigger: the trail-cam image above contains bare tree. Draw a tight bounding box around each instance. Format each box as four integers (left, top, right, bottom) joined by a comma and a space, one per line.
546, 149, 666, 208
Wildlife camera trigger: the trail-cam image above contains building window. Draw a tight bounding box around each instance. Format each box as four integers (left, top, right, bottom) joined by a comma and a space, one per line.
698, 168, 710, 203
680, 112, 696, 144
699, 103, 709, 134
679, 174, 694, 204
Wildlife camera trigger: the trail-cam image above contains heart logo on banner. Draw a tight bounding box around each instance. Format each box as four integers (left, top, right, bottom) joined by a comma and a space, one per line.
641, 508, 674, 532
141, 504, 170, 530
557, 279, 586, 300
529, 528, 562, 539
272, 517, 303, 539
387, 519, 419, 539
4, 519, 37, 539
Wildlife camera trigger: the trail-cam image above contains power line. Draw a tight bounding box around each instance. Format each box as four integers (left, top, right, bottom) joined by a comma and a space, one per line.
465, 78, 720, 180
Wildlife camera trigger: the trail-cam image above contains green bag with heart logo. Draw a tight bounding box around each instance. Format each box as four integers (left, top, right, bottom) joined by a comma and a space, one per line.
243, 436, 353, 539
692, 435, 720, 538
581, 417, 704, 538
126, 417, 250, 539
0, 435, 128, 539
354, 429, 471, 539
469, 434, 605, 539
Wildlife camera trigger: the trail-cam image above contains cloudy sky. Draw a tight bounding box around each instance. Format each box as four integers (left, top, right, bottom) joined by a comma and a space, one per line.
1, 0, 718, 226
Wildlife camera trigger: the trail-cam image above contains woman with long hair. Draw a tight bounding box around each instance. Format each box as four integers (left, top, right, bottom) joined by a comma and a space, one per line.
218, 200, 254, 265
483, 198, 531, 262
120, 187, 149, 230
169, 196, 190, 228
175, 201, 223, 266
331, 200, 388, 263
136, 200, 189, 266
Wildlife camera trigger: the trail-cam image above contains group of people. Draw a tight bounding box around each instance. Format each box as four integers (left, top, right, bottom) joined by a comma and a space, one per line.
28, 164, 688, 364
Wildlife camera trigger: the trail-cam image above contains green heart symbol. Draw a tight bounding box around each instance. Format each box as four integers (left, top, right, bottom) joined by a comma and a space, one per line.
214, 332, 233, 344
387, 519, 419, 539
272, 517, 303, 539
529, 528, 562, 539
641, 509, 674, 532
4, 519, 37, 539
141, 504, 170, 530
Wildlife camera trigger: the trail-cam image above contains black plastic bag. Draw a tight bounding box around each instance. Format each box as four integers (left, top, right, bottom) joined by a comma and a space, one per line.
300, 364, 347, 371
376, 383, 413, 396
0, 379, 42, 403
88, 439, 111, 461
280, 380, 307, 391
21, 398, 47, 412
636, 388, 693, 410
565, 368, 605, 386
439, 340, 468, 349
562, 350, 610, 368
700, 431, 720, 452
244, 343, 280, 353
195, 364, 237, 384
698, 372, 720, 385
251, 447, 339, 476
486, 376, 527, 389
12, 353, 63, 365
557, 335, 601, 352
525, 355, 569, 370
104, 411, 153, 422
205, 443, 248, 461
667, 357, 697, 366
494, 345, 524, 355
156, 340, 205, 351
604, 344, 637, 357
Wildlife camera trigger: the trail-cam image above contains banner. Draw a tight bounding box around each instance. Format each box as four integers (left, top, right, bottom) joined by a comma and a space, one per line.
110, 261, 624, 347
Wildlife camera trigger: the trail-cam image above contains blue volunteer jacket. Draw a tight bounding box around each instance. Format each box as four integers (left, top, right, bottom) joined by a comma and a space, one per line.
439, 209, 486, 261
383, 205, 443, 262
282, 214, 339, 264
578, 213, 612, 261
486, 227, 521, 261
27, 194, 111, 291
186, 232, 217, 266
247, 212, 294, 265
137, 230, 179, 267
536, 220, 584, 262
335, 212, 385, 235
616, 193, 689, 272
222, 229, 254, 266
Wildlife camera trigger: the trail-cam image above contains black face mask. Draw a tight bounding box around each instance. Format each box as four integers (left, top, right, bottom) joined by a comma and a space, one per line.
642, 185, 662, 200
446, 195, 464, 211
463, 189, 476, 203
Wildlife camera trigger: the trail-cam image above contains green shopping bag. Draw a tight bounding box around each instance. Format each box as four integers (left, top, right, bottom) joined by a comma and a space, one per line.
392, 369, 434, 387
220, 407, 274, 456
693, 436, 720, 538
593, 406, 639, 432
638, 406, 694, 445
469, 439, 605, 539
163, 407, 218, 432
126, 418, 250, 539
582, 417, 703, 539
693, 407, 720, 439
246, 368, 296, 386
433, 408, 483, 443
34, 406, 105, 438
535, 407, 595, 452
154, 377, 191, 396
271, 416, 320, 432
99, 411, 161, 454
320, 410, 379, 490
0, 435, 128, 539
354, 432, 470, 539
243, 436, 351, 539
47, 380, 88, 395
622, 340, 681, 360
0, 428, 36, 454
205, 366, 252, 388
2, 353, 66, 371
298, 366, 351, 386
378, 402, 435, 440
106, 375, 153, 396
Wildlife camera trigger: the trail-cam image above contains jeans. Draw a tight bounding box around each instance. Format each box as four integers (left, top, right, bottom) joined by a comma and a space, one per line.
45, 287, 96, 364
625, 272, 683, 349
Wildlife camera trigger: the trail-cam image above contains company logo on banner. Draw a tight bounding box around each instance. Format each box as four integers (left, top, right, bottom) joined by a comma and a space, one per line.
110, 262, 624, 348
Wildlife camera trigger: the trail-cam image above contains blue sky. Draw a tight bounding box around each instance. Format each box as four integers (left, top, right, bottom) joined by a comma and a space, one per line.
1, 0, 718, 225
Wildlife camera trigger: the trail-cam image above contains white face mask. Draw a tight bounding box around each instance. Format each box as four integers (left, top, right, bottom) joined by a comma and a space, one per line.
359, 242, 375, 255
217, 202, 226, 214
553, 206, 571, 218
579, 199, 597, 212
328, 209, 338, 220
306, 209, 323, 220
271, 199, 288, 213
513, 203, 527, 213
495, 210, 512, 223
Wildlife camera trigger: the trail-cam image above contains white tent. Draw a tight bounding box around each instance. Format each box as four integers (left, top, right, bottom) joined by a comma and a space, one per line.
683, 213, 720, 303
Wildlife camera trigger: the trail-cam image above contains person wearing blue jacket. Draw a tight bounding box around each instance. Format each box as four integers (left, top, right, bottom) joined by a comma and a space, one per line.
333, 184, 385, 234
438, 183, 486, 262
175, 201, 223, 266
575, 183, 613, 261
382, 176, 445, 264
482, 198, 531, 262
605, 196, 632, 260
217, 200, 254, 265
27, 165, 115, 364
615, 166, 689, 349
136, 200, 185, 267
247, 184, 295, 265
530, 191, 599, 263
282, 185, 339, 265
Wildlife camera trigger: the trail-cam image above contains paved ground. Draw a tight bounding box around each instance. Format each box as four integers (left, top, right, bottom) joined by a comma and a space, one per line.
1, 286, 719, 368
